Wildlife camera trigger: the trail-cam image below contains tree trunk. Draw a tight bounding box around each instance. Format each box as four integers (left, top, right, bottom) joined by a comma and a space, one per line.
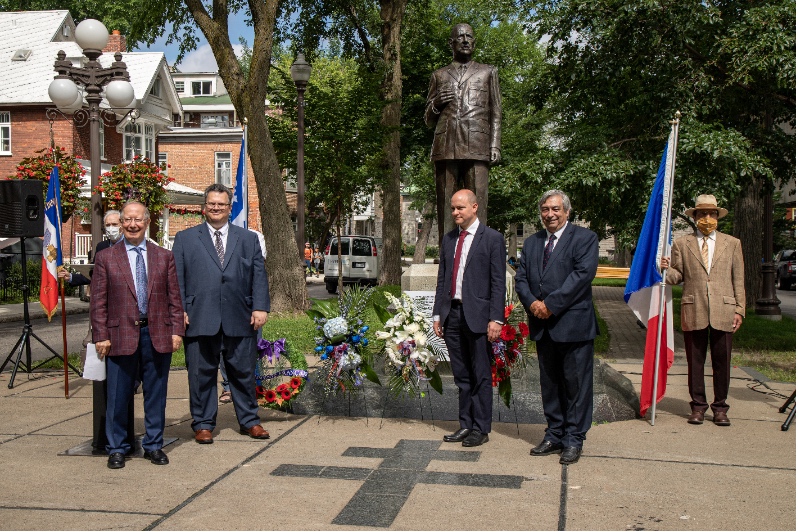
613, 235, 631, 267
413, 201, 434, 264
508, 225, 518, 261
185, 0, 308, 312
377, 0, 408, 287
733, 178, 764, 309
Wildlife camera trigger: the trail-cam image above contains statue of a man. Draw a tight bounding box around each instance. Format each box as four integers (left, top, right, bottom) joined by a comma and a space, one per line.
425, 23, 502, 241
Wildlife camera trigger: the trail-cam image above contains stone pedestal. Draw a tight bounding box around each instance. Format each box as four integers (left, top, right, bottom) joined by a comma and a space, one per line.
400, 263, 440, 292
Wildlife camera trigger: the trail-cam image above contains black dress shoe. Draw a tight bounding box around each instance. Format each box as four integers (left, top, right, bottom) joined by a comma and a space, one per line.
559, 447, 582, 465
107, 452, 126, 469
143, 449, 169, 465
443, 428, 472, 442
462, 431, 489, 447
530, 440, 564, 456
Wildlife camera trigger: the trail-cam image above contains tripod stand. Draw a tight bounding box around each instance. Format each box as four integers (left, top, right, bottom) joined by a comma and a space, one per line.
779, 391, 795, 431
0, 237, 81, 388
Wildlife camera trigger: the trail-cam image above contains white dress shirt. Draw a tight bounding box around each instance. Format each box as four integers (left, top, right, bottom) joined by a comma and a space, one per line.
123, 238, 148, 296
545, 221, 569, 255
453, 219, 479, 300
695, 230, 716, 271
207, 222, 229, 252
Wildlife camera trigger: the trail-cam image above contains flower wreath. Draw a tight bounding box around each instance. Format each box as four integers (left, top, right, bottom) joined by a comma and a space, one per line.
491, 303, 530, 407
255, 338, 309, 410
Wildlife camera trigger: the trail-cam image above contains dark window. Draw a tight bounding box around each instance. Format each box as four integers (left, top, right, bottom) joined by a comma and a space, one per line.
329, 238, 350, 255
352, 239, 372, 256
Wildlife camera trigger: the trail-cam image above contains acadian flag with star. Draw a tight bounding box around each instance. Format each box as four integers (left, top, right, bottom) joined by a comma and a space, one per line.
40, 166, 64, 321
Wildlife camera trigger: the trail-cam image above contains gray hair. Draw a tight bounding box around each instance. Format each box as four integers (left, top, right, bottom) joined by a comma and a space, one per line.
120, 201, 150, 220
204, 183, 233, 204
103, 209, 121, 224
539, 189, 572, 213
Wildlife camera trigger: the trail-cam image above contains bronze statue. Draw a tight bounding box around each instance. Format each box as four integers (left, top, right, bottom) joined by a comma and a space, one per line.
425, 23, 502, 241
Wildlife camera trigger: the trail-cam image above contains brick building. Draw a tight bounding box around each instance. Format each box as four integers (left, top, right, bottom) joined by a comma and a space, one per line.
0, 10, 182, 262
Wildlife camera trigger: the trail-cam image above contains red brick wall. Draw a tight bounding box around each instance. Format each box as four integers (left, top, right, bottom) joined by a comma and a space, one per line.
159, 138, 262, 237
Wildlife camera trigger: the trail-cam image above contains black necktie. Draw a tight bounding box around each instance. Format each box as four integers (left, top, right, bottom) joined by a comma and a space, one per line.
542, 234, 556, 270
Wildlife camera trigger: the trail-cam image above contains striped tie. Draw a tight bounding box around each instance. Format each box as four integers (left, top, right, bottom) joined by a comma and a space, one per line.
214, 230, 225, 266
701, 236, 709, 271
542, 234, 556, 270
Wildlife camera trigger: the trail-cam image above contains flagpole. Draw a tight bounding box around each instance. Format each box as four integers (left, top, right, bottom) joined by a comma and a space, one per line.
60, 279, 69, 398
650, 110, 681, 426
243, 117, 248, 228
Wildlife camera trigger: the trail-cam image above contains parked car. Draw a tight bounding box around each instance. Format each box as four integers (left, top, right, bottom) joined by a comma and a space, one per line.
323, 235, 380, 294
775, 249, 795, 290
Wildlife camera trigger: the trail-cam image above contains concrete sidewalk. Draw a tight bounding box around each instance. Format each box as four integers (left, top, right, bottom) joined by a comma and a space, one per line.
0, 287, 795, 530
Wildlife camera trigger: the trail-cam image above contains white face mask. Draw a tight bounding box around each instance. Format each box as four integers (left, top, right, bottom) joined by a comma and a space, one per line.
106, 226, 121, 240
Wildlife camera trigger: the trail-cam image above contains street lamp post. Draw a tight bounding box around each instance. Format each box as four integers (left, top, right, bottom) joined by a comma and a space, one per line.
290, 53, 311, 255
48, 19, 136, 251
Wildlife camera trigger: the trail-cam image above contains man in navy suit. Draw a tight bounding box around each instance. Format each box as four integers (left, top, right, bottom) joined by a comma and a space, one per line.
433, 189, 506, 447
515, 190, 598, 465
172, 184, 271, 444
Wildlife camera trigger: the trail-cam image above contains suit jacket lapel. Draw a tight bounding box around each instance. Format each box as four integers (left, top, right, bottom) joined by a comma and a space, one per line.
460, 62, 478, 85
685, 236, 708, 274
541, 224, 573, 279
199, 224, 224, 270
534, 231, 546, 278
711, 233, 730, 272
463, 224, 484, 271
113, 243, 137, 301
223, 228, 240, 271
446, 64, 460, 83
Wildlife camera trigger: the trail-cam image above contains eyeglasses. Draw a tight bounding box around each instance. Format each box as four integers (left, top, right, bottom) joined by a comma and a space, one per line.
205, 202, 231, 209
122, 217, 146, 224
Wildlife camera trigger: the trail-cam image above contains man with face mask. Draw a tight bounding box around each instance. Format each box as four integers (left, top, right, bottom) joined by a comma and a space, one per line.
59, 210, 123, 290
661, 195, 745, 427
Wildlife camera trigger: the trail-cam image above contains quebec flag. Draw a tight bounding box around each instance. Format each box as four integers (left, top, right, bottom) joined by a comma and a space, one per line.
624, 134, 676, 417
40, 166, 63, 321
230, 132, 247, 229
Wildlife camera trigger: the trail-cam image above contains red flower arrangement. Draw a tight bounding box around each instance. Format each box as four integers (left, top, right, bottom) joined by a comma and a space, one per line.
255, 338, 309, 411
96, 155, 173, 214
491, 304, 530, 407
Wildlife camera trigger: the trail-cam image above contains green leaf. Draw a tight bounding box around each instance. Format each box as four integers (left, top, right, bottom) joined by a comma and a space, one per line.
498, 378, 512, 409
425, 368, 443, 395
305, 309, 326, 321
360, 361, 382, 386
373, 302, 392, 325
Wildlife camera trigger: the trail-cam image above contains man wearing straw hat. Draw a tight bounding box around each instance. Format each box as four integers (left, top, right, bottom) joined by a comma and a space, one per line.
661, 194, 745, 426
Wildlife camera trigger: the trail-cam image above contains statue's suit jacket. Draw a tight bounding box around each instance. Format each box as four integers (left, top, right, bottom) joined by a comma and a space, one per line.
91, 242, 185, 356
514, 224, 599, 343
665, 232, 745, 332
172, 223, 270, 338
425, 61, 501, 162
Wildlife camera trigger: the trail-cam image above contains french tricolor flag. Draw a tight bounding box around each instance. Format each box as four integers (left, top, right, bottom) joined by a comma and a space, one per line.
625, 128, 678, 418
40, 166, 63, 321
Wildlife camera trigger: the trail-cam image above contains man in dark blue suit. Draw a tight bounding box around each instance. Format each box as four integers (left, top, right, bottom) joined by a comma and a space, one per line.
515, 190, 598, 465
433, 189, 506, 447
172, 184, 271, 444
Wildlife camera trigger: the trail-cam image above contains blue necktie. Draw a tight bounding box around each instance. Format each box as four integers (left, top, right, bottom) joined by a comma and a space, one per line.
133, 247, 147, 316
542, 234, 556, 270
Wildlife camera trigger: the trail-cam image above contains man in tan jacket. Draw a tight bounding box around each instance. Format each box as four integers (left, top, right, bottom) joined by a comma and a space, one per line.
661, 195, 745, 426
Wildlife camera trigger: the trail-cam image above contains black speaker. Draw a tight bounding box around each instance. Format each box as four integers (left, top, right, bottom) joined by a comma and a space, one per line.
0, 180, 45, 238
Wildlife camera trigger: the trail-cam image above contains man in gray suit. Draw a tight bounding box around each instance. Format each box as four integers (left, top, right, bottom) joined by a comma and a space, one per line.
172, 183, 271, 444
425, 23, 502, 241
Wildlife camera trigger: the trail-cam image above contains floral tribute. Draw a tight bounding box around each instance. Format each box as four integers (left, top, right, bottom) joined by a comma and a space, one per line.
95, 155, 173, 214
374, 292, 444, 397
308, 285, 380, 396
9, 146, 85, 219
255, 338, 309, 411
492, 303, 530, 407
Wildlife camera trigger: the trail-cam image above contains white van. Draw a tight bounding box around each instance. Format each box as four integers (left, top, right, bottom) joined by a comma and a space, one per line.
323, 235, 380, 293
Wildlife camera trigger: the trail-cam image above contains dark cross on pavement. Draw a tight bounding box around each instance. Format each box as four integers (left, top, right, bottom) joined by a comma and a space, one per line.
271, 439, 524, 528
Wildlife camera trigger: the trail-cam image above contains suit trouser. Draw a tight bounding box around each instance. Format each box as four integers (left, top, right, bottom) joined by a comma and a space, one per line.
536, 331, 594, 448
105, 326, 172, 454
435, 160, 489, 241
683, 327, 733, 414
186, 330, 260, 431
444, 302, 492, 434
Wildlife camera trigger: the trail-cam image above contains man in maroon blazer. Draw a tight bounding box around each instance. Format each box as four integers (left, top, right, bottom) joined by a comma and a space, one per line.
91, 201, 184, 469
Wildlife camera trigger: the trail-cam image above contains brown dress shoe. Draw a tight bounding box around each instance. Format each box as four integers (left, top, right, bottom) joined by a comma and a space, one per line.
713, 412, 731, 426
194, 429, 214, 444
687, 411, 705, 425
240, 424, 270, 439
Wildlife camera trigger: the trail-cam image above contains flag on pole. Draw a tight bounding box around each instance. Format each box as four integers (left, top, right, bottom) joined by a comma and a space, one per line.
40, 166, 63, 321
230, 129, 247, 228
624, 133, 676, 417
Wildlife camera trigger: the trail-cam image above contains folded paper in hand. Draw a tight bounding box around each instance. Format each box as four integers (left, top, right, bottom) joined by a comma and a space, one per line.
82, 343, 106, 381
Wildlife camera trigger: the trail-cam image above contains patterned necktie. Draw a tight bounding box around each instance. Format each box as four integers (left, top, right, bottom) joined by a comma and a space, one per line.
132, 247, 147, 316
214, 230, 225, 266
542, 234, 556, 270
701, 236, 709, 270
450, 229, 468, 297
